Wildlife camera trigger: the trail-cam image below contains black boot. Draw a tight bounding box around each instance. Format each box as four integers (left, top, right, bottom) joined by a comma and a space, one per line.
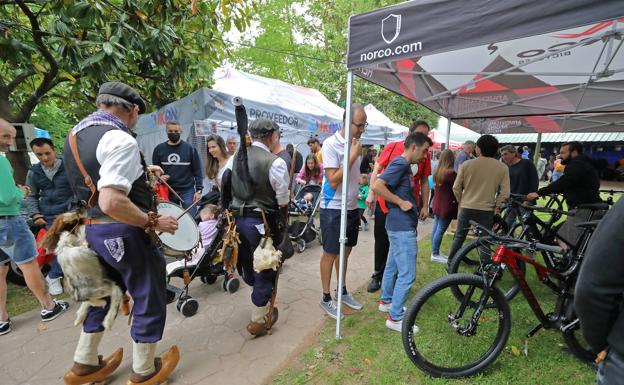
367, 276, 381, 293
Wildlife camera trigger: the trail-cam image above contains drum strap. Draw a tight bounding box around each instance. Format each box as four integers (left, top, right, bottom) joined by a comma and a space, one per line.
69, 132, 97, 208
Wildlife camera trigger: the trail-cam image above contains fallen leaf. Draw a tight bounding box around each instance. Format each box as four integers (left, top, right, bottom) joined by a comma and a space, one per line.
364, 357, 371, 365
511, 345, 521, 356
135, 10, 148, 21
36, 323, 46, 332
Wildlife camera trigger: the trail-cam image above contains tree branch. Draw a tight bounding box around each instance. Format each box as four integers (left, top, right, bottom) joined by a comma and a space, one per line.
14, 0, 59, 122
6, 69, 36, 93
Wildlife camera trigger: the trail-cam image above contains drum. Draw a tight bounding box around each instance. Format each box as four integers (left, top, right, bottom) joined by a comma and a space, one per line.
157, 202, 200, 256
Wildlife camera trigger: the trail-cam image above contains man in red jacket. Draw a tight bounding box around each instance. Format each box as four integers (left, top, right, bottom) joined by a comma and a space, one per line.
365, 120, 431, 292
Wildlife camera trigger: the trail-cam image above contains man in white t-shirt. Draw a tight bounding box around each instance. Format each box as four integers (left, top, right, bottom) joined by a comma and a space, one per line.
319, 104, 367, 319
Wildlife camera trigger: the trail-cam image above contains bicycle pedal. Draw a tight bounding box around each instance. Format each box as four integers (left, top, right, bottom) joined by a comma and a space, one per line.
526, 323, 543, 338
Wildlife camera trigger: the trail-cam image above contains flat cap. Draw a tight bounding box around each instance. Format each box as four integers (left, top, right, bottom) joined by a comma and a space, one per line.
249, 118, 279, 137
98, 81, 146, 114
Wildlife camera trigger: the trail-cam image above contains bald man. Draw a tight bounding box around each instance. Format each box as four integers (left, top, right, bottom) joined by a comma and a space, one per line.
0, 119, 69, 336
318, 104, 367, 319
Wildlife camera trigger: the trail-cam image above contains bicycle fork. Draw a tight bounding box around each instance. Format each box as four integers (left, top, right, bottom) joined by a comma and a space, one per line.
449, 275, 496, 336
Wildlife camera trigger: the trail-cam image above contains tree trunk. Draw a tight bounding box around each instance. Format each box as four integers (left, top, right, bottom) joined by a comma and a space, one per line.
5, 151, 30, 185
0, 101, 32, 185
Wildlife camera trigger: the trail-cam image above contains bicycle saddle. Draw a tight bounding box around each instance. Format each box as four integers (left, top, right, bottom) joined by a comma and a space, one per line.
576, 202, 609, 211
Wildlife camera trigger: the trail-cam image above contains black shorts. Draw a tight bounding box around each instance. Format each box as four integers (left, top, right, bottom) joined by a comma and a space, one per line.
320, 208, 360, 255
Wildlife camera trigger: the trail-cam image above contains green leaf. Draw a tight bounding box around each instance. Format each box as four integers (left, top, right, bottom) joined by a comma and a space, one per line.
103, 42, 113, 55
79, 50, 105, 69
33, 63, 47, 73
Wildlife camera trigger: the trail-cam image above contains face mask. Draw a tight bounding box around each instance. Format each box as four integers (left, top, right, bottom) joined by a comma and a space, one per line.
168, 133, 180, 142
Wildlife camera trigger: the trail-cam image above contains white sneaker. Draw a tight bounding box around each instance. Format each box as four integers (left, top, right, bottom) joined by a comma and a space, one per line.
430, 253, 448, 264
386, 317, 419, 333
379, 302, 407, 313
385, 316, 403, 332
46, 276, 63, 296
378, 301, 391, 313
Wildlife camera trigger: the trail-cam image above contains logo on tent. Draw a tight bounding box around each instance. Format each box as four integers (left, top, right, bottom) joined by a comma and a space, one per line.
381, 14, 401, 44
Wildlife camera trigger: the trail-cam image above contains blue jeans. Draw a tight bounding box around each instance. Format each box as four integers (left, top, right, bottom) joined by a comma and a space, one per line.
172, 187, 198, 216
381, 230, 418, 321
431, 216, 452, 255
44, 215, 63, 279
598, 348, 624, 385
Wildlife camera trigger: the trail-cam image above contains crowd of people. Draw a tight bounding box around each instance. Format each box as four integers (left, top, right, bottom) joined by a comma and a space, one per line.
0, 80, 621, 385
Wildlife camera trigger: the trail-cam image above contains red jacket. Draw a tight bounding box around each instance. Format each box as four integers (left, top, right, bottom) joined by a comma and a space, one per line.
376, 141, 431, 213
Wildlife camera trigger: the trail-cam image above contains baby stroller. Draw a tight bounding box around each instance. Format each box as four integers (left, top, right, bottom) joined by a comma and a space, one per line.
164, 192, 240, 317
288, 184, 322, 253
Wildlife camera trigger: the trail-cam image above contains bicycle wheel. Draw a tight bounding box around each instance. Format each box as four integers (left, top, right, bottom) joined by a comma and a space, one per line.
562, 300, 596, 364
402, 273, 512, 378
448, 238, 523, 303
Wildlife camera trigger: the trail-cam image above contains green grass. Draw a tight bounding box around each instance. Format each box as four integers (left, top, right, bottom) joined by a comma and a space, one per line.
6, 282, 43, 315
272, 236, 595, 385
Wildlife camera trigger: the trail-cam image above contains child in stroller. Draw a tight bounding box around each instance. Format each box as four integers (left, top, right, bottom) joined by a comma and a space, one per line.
165, 193, 240, 317
165, 204, 219, 276
288, 184, 322, 253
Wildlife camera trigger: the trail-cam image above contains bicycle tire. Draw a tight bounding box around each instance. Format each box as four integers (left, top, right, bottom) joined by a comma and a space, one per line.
448, 238, 523, 304
562, 301, 596, 364
403, 273, 512, 378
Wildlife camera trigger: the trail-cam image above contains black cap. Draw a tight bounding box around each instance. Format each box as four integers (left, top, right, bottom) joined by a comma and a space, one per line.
98, 82, 146, 114
249, 118, 279, 138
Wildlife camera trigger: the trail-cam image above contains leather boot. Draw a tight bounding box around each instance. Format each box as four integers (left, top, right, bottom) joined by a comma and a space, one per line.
126, 345, 180, 385
246, 307, 279, 337
63, 348, 123, 385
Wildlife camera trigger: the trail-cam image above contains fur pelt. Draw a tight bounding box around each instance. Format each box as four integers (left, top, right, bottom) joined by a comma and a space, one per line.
41, 212, 122, 330
253, 237, 281, 273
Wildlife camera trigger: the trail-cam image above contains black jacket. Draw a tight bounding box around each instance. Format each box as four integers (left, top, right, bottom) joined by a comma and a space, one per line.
575, 197, 624, 354
537, 155, 600, 208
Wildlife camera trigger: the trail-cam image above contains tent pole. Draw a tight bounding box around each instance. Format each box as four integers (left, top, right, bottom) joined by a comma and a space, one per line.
336, 71, 354, 340
534, 132, 543, 164
445, 117, 451, 150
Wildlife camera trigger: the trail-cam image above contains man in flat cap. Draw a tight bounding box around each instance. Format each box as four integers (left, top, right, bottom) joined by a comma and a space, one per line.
63, 81, 180, 384
225, 117, 290, 336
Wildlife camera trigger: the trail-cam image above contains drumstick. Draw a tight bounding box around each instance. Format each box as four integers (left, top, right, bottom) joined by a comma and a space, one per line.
156, 175, 185, 203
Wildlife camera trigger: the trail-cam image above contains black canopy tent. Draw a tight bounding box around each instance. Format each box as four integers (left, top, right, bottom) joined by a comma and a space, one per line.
333, 0, 624, 338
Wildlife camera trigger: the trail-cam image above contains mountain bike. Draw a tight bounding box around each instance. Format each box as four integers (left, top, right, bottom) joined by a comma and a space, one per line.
448, 200, 608, 302
403, 219, 600, 378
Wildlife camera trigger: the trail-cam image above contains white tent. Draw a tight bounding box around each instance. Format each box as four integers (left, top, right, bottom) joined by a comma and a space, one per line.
212, 68, 409, 145
363, 103, 409, 144
135, 68, 408, 163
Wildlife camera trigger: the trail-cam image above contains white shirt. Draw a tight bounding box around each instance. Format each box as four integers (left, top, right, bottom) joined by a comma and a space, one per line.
224, 142, 290, 206
321, 132, 361, 210
95, 130, 143, 194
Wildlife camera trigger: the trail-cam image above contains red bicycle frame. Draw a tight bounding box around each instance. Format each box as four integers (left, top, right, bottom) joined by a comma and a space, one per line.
491, 245, 559, 326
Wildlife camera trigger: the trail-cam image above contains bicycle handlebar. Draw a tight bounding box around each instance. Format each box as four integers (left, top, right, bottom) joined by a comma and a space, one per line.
599, 189, 623, 195
519, 203, 572, 217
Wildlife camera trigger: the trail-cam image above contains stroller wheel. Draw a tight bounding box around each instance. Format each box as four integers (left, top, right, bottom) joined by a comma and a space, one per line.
201, 274, 218, 285
296, 238, 306, 253
177, 296, 199, 317
226, 277, 240, 293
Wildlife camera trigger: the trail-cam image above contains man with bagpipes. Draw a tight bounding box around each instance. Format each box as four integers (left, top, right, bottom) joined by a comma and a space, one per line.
221, 98, 294, 337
